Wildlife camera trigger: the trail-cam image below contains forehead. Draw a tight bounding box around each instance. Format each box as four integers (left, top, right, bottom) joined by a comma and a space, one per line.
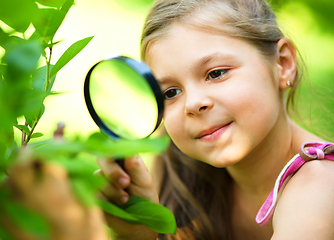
146, 24, 260, 75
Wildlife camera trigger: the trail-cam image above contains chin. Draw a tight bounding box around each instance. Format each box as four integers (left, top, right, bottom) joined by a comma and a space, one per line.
211, 158, 241, 168
202, 147, 246, 168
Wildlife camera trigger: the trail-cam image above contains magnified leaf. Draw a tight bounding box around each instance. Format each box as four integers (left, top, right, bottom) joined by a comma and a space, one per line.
50, 36, 93, 79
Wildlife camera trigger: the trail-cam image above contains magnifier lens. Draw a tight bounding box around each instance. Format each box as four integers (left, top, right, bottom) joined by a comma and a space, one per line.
89, 59, 158, 140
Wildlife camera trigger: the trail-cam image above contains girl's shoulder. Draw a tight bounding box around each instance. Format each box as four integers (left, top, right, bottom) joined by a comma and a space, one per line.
272, 157, 334, 239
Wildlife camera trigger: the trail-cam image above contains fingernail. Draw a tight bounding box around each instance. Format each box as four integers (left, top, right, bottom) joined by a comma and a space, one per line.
120, 195, 128, 204
119, 177, 129, 187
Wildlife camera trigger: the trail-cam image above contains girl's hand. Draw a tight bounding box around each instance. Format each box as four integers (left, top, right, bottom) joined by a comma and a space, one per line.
97, 156, 159, 240
3, 160, 108, 240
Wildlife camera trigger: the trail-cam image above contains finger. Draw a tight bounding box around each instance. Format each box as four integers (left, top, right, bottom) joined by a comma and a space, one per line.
101, 182, 129, 205
97, 158, 130, 189
124, 156, 152, 187
123, 157, 159, 203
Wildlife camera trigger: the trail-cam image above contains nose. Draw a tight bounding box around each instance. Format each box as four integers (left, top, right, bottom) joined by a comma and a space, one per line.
184, 85, 214, 116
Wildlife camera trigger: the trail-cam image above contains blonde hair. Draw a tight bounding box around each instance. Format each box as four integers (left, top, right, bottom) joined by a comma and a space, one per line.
141, 0, 303, 110
141, 1, 303, 239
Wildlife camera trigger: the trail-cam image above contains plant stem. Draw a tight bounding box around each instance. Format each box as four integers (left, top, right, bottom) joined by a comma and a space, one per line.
24, 120, 38, 144
24, 44, 53, 145
45, 46, 53, 92
21, 122, 28, 147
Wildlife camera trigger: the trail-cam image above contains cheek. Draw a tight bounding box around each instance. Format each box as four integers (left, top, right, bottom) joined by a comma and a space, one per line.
227, 80, 280, 132
163, 107, 183, 142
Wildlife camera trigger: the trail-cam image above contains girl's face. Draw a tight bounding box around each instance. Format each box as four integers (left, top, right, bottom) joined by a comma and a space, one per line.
147, 24, 285, 168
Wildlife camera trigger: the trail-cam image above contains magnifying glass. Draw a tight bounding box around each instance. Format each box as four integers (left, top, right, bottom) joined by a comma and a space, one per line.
84, 56, 164, 165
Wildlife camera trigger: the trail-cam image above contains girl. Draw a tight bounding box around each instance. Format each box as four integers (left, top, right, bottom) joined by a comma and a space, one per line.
4, 0, 334, 240
98, 0, 334, 239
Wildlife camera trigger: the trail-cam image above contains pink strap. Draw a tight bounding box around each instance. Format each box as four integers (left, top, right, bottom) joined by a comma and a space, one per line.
256, 142, 334, 226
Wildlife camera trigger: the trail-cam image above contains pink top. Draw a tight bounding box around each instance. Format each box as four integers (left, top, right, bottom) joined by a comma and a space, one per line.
256, 142, 334, 226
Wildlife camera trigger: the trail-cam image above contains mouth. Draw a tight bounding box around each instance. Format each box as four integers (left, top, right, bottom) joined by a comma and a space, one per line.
195, 122, 232, 142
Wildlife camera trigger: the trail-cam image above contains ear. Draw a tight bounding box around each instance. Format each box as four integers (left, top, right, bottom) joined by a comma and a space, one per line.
276, 38, 297, 90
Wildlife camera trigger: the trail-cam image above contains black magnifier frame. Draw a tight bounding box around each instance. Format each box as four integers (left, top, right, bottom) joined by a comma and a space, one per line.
84, 55, 164, 141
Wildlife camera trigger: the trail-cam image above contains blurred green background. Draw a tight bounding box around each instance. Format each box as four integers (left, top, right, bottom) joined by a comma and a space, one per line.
13, 0, 334, 140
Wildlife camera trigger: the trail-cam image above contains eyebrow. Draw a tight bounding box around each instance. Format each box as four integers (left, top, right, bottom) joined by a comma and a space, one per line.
192, 52, 237, 70
156, 76, 175, 85
156, 52, 238, 84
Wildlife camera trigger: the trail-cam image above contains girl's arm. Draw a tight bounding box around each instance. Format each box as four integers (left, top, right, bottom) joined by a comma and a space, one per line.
271, 160, 334, 240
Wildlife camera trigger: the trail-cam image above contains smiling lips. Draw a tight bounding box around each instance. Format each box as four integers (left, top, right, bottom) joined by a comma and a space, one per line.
196, 122, 232, 142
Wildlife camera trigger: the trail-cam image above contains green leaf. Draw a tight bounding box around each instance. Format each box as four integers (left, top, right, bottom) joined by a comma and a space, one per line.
31, 65, 56, 92
14, 124, 31, 134
28, 139, 52, 148
24, 101, 45, 128
0, 125, 14, 149
86, 135, 170, 158
4, 201, 50, 238
32, 8, 60, 43
50, 36, 93, 78
0, 226, 15, 240
124, 200, 177, 234
54, 155, 106, 190
0, 27, 9, 49
4, 143, 18, 165
119, 195, 149, 209
108, 196, 177, 234
36, 0, 69, 8
31, 141, 85, 159
71, 178, 96, 206
31, 132, 44, 139
56, 156, 98, 177
4, 40, 42, 79
0, 0, 39, 33
97, 200, 139, 222
32, 0, 74, 43
31, 135, 169, 161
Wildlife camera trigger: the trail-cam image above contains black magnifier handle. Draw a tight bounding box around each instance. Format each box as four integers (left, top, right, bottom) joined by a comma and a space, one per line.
116, 158, 125, 169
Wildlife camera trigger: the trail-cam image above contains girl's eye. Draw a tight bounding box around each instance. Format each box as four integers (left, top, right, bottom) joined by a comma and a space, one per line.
163, 88, 182, 99
207, 69, 229, 80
